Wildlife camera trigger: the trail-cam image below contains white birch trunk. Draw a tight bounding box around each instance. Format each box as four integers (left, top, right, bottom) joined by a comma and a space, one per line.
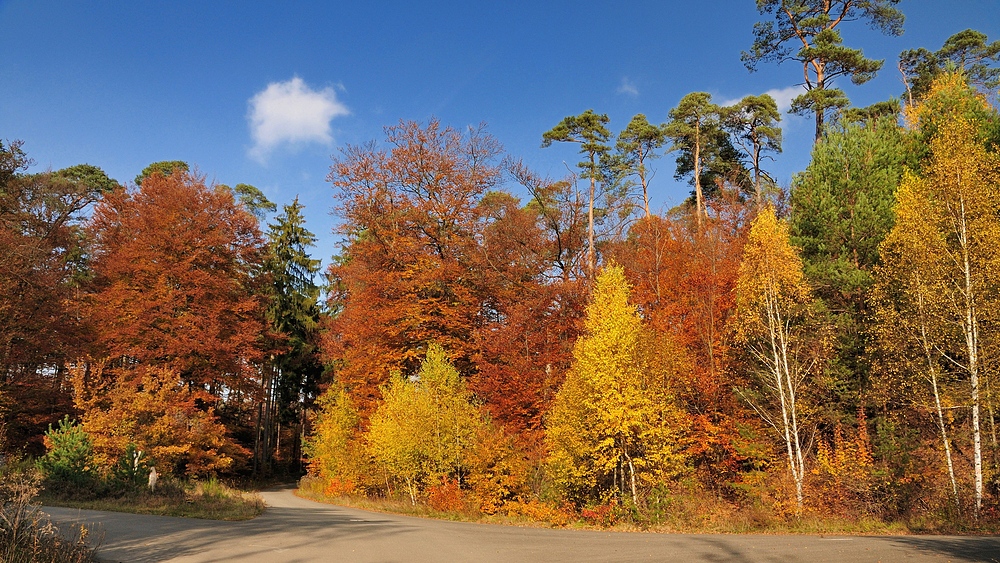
917, 285, 960, 509
766, 284, 804, 514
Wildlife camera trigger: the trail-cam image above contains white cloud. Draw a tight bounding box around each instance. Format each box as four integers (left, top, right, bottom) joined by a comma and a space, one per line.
247, 77, 350, 162
719, 85, 802, 114
762, 86, 802, 114
616, 77, 639, 97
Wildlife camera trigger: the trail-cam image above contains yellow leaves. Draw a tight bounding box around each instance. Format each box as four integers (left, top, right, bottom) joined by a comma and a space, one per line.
366, 343, 491, 500
304, 387, 363, 490
905, 72, 993, 132
545, 265, 687, 502
734, 206, 810, 343
70, 362, 241, 476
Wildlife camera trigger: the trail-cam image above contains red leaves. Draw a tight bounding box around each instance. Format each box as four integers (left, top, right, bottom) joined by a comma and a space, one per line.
325, 121, 585, 432
87, 172, 266, 393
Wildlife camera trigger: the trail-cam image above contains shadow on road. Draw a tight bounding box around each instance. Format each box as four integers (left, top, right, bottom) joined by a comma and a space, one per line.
50, 496, 420, 563
46, 489, 1000, 563
886, 536, 1000, 563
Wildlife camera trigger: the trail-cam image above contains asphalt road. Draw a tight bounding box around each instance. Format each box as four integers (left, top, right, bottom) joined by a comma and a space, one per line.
44, 488, 1000, 563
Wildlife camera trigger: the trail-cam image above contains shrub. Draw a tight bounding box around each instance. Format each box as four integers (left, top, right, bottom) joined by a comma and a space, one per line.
108, 443, 151, 494
427, 478, 466, 512
36, 417, 98, 498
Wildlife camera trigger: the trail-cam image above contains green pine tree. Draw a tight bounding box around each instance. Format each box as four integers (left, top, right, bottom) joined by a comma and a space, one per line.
742, 0, 905, 141
790, 116, 905, 416
258, 197, 323, 473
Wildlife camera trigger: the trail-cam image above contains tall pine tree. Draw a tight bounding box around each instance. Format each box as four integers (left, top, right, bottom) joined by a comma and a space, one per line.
258, 197, 323, 473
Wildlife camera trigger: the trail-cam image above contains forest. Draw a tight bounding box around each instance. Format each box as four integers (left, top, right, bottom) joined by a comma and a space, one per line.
4, 1, 1000, 531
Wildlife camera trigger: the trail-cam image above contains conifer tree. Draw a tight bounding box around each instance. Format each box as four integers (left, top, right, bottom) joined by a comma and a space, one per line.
790, 117, 905, 411
542, 110, 613, 276
664, 93, 745, 227
722, 94, 783, 206
900, 29, 1000, 104
615, 114, 666, 219
743, 0, 905, 141
259, 197, 323, 473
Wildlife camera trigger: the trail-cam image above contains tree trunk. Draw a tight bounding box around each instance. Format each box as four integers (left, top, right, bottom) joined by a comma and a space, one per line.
767, 288, 804, 515
624, 448, 638, 506
957, 197, 983, 513
917, 284, 960, 509
587, 152, 597, 278
694, 121, 704, 230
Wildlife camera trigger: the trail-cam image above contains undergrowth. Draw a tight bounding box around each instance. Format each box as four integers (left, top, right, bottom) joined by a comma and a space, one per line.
296, 474, 1000, 535
1, 460, 99, 563
40, 476, 265, 521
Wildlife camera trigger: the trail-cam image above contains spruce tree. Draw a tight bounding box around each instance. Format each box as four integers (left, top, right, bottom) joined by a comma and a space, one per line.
260, 197, 323, 472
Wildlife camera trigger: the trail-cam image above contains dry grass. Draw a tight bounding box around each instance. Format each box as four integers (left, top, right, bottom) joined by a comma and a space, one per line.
41, 477, 265, 521
1, 462, 99, 563
296, 475, 997, 535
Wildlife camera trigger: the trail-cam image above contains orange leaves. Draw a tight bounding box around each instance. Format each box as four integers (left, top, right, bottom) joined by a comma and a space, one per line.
70, 362, 245, 476
325, 120, 579, 430
76, 171, 267, 475
87, 171, 266, 392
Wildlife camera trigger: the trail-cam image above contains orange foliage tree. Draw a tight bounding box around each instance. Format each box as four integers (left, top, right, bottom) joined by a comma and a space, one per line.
0, 141, 116, 454
325, 120, 584, 434
609, 193, 762, 489
82, 170, 267, 473
71, 362, 244, 476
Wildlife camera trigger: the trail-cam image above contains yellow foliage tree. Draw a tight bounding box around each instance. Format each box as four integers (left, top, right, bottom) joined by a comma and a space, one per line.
734, 206, 815, 515
367, 344, 488, 505
877, 74, 1000, 512
304, 387, 364, 495
546, 264, 686, 506
71, 362, 244, 476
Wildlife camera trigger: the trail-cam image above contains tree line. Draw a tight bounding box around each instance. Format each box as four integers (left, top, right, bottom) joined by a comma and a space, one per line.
4, 1, 1000, 525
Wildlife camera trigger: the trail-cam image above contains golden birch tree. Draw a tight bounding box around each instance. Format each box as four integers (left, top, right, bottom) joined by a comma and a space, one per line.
734, 206, 814, 514
873, 173, 961, 509
884, 75, 1000, 512
367, 344, 487, 504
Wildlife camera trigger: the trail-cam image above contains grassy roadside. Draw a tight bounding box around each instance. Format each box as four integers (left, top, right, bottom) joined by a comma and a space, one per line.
41, 478, 265, 521
295, 477, 999, 535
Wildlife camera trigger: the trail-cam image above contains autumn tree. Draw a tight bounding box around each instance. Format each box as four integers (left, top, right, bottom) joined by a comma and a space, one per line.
84, 170, 266, 472
878, 74, 1000, 512
735, 205, 817, 514
70, 362, 243, 476
743, 0, 905, 141
304, 387, 364, 494
546, 265, 686, 506
367, 344, 489, 504
87, 170, 265, 390
326, 120, 504, 415
327, 120, 579, 440
0, 141, 117, 453
873, 169, 962, 511
609, 194, 762, 490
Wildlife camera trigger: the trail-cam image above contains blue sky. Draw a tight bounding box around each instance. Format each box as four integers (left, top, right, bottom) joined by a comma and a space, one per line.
2, 1, 998, 266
